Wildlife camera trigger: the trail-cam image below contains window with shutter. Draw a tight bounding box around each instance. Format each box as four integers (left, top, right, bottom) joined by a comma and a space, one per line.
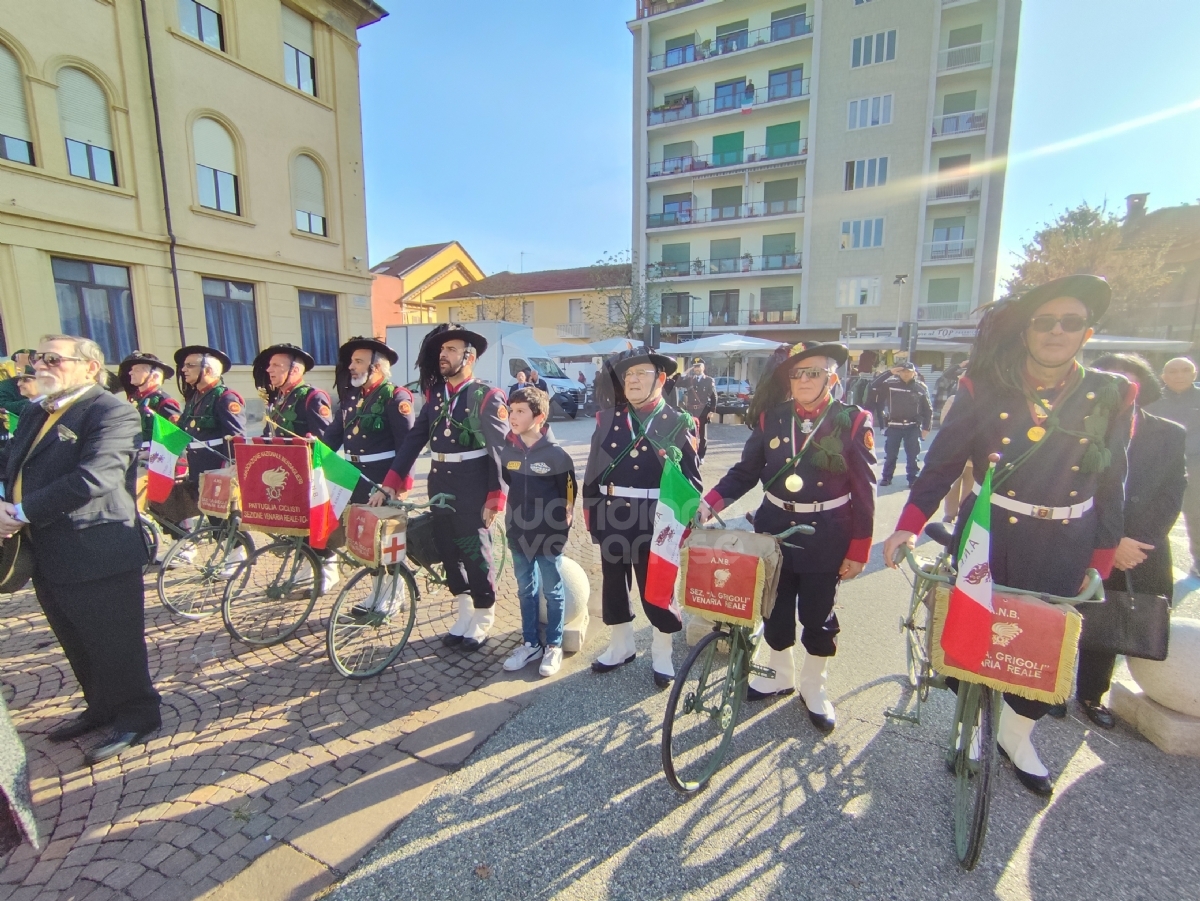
299, 290, 338, 365
0, 44, 32, 165
292, 154, 326, 235
58, 68, 116, 184
282, 5, 316, 96
193, 118, 239, 214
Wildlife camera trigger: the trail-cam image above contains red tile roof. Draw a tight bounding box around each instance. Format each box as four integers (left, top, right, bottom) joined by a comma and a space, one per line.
370, 243, 455, 279
434, 264, 631, 300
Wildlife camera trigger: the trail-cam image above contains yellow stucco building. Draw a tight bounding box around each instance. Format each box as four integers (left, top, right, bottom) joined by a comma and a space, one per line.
369, 241, 484, 334
0, 0, 385, 411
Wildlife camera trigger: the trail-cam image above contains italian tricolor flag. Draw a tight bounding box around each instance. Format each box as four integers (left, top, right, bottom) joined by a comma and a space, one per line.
147, 413, 191, 503
644, 457, 701, 609
941, 465, 996, 669
309, 439, 361, 549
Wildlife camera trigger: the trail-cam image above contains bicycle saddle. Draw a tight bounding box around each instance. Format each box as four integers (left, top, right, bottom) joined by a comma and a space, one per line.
924, 522, 954, 548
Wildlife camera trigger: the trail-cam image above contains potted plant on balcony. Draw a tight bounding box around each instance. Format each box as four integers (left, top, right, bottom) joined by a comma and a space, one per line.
700, 38, 712, 57
691, 258, 703, 276
741, 252, 754, 272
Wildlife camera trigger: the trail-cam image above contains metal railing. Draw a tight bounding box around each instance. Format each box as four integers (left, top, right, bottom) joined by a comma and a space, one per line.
648, 15, 814, 71
647, 197, 804, 229
556, 322, 593, 338
938, 41, 993, 72
918, 302, 973, 321
662, 308, 800, 328
637, 0, 706, 18
648, 78, 810, 125
928, 177, 982, 201
649, 138, 807, 177
646, 252, 803, 279
924, 239, 977, 262
932, 109, 988, 137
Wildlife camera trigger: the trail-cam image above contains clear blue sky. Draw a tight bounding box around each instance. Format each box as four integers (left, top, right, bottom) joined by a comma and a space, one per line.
359, 0, 1200, 292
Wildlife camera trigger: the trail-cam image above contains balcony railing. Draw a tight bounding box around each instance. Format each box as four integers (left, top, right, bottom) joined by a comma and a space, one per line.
556, 322, 593, 339
662, 309, 801, 328
648, 197, 804, 229
649, 139, 807, 178
648, 78, 810, 126
647, 252, 802, 279
648, 15, 814, 71
637, 0, 705, 18
928, 177, 982, 202
932, 109, 988, 137
938, 40, 994, 72
924, 239, 977, 262
918, 302, 973, 321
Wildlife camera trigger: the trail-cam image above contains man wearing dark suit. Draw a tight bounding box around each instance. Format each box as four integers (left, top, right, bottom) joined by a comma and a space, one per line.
0, 335, 159, 766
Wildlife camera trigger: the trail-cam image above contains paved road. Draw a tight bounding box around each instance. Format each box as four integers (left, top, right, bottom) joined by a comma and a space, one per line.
328, 420, 1200, 901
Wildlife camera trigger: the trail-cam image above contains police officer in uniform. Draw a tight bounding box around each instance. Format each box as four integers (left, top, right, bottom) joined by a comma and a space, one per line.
253, 343, 334, 443
173, 345, 246, 494
676, 358, 718, 462
872, 360, 932, 486
118, 352, 181, 451
883, 275, 1134, 796
381, 325, 510, 650
698, 343, 875, 732
583, 347, 702, 688
325, 337, 416, 505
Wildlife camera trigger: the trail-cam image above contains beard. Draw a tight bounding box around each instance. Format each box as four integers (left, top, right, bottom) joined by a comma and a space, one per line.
37, 372, 65, 396
351, 373, 368, 388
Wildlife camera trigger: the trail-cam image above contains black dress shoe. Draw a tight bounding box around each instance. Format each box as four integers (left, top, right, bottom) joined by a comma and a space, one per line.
47, 714, 109, 743
746, 686, 795, 702
1079, 699, 1115, 729
652, 670, 673, 689
998, 745, 1054, 797
442, 633, 465, 646
798, 693, 836, 734
85, 728, 154, 766
879, 478, 892, 487
591, 653, 636, 673
461, 636, 488, 651
1046, 703, 1067, 719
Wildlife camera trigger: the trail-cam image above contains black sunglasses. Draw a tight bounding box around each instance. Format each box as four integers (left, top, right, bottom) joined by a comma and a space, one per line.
1029, 314, 1089, 334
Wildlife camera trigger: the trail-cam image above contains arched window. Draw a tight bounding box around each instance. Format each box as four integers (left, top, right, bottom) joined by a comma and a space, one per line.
0, 44, 33, 165
58, 67, 115, 184
291, 154, 326, 235
193, 116, 239, 214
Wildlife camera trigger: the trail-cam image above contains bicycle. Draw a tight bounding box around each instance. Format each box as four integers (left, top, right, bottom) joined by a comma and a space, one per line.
661, 521, 814, 796
893, 543, 1103, 870
157, 510, 256, 620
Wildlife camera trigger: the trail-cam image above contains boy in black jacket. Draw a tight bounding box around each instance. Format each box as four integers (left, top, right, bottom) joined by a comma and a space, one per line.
501, 388, 577, 676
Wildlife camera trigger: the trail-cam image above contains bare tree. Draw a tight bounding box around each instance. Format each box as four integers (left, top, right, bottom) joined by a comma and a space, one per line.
584, 251, 659, 339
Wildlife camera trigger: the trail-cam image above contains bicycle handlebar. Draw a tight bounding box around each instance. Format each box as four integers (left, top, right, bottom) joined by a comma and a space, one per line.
383, 492, 457, 513
896, 545, 1105, 604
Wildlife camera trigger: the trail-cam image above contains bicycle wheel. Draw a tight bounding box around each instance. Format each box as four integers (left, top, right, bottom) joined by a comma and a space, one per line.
222, 540, 321, 646
905, 579, 934, 699
951, 684, 997, 870
662, 627, 746, 795
139, 514, 162, 572
489, 518, 509, 580
157, 526, 254, 620
327, 565, 419, 678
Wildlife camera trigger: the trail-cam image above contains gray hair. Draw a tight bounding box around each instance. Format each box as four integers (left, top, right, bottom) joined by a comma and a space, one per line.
371, 352, 392, 380
41, 334, 104, 367
201, 354, 225, 377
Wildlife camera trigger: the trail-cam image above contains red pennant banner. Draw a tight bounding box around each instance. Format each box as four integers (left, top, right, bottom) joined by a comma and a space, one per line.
232, 438, 311, 535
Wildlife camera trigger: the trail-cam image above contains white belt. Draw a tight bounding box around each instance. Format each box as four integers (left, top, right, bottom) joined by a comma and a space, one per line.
340, 450, 395, 464
605, 485, 660, 499
973, 487, 1094, 521
431, 449, 487, 463
766, 492, 850, 514
189, 438, 224, 449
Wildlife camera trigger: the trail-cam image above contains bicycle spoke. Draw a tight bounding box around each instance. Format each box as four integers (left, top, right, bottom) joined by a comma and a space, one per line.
327, 566, 418, 678
951, 685, 996, 870
158, 527, 248, 620
222, 541, 319, 646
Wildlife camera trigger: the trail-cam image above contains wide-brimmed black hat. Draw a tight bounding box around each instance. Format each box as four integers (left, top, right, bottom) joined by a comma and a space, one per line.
611, 346, 678, 379
174, 345, 232, 372
338, 336, 398, 367
253, 343, 315, 373
778, 342, 849, 374
420, 325, 489, 360
119, 351, 175, 381
1009, 274, 1111, 323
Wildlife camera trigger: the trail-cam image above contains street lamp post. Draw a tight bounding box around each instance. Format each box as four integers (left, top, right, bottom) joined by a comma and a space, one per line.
893, 274, 909, 337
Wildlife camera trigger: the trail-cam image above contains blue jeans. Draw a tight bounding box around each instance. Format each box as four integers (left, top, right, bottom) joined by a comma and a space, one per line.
509, 544, 566, 647
883, 425, 922, 481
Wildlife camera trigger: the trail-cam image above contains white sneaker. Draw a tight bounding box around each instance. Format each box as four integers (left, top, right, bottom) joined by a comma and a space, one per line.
539, 646, 563, 677
503, 642, 544, 672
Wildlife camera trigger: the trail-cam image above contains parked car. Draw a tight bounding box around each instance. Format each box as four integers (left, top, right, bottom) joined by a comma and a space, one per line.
713, 377, 752, 416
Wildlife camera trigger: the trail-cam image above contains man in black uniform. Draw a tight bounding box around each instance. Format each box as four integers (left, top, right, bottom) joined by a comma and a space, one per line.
698, 343, 875, 732
873, 360, 932, 486
325, 337, 415, 505
883, 274, 1134, 796
583, 347, 702, 688
381, 325, 510, 649
118, 352, 182, 450
676, 358, 718, 462
174, 345, 246, 494
253, 343, 333, 443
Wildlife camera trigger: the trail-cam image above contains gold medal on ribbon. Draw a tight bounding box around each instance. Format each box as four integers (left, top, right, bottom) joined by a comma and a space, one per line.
1027, 426, 1046, 442
784, 474, 803, 493
769, 437, 781, 450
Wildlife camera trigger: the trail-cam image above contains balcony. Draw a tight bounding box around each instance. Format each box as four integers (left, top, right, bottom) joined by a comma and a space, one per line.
918, 302, 973, 321
938, 41, 994, 72
927, 177, 982, 203
647, 252, 802, 280
556, 322, 593, 339
932, 109, 988, 138
648, 79, 810, 126
662, 308, 801, 329
637, 0, 706, 18
648, 15, 814, 72
647, 197, 804, 229
649, 139, 807, 178
924, 239, 977, 263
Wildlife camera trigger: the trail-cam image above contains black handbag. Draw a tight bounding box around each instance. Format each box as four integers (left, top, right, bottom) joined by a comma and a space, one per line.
0, 532, 33, 594
1079, 570, 1170, 661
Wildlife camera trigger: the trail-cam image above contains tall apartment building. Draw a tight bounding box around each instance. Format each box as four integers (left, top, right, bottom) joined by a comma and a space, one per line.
629, 0, 1020, 345
0, 0, 385, 408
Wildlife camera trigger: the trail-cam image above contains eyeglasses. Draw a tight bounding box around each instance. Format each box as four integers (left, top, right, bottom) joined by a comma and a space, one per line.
1029, 314, 1088, 334
789, 367, 829, 381
30, 352, 84, 367
623, 368, 658, 381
